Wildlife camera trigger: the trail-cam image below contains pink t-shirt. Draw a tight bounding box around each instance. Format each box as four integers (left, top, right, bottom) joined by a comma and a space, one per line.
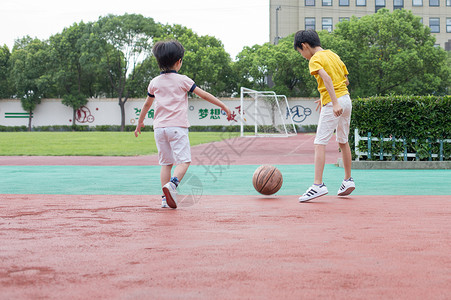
147, 71, 196, 128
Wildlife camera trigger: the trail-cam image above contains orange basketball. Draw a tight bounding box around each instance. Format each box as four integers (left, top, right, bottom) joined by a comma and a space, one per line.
252, 165, 283, 195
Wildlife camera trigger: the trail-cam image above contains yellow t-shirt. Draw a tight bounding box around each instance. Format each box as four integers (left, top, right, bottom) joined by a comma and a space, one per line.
309, 50, 349, 106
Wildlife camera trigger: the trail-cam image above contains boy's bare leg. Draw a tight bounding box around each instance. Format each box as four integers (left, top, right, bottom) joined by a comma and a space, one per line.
339, 142, 352, 180
161, 162, 190, 187
314, 144, 326, 184
173, 162, 191, 183
161, 165, 173, 187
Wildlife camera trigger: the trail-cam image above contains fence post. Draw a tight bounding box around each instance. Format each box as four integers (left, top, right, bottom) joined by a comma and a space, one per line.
380, 134, 383, 161
392, 135, 396, 161
440, 139, 444, 161
403, 138, 407, 161
415, 139, 418, 161
354, 128, 360, 161
368, 132, 372, 160
428, 138, 432, 161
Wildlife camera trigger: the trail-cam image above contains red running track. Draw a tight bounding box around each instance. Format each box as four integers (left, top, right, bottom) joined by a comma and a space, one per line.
1, 194, 450, 299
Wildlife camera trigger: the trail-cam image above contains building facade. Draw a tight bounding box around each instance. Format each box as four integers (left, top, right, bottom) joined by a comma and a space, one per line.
269, 0, 451, 50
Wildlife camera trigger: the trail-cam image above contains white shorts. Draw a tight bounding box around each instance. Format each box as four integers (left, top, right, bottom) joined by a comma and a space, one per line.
154, 127, 191, 165
314, 94, 352, 145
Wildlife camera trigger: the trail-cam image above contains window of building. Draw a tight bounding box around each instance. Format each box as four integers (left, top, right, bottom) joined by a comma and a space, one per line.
375, 0, 386, 11
339, 17, 350, 22
429, 18, 440, 33
322, 0, 332, 6
446, 40, 451, 51
394, 0, 404, 9
413, 0, 422, 6
305, 17, 316, 30
447, 0, 451, 6
339, 0, 350, 5
429, 0, 439, 6
322, 18, 333, 32
447, 18, 451, 32
356, 0, 366, 5
305, 0, 315, 6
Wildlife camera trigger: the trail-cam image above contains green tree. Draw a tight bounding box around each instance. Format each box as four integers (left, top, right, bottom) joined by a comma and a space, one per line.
10, 37, 52, 131
50, 22, 97, 126
233, 9, 449, 98
0, 45, 11, 98
333, 9, 449, 96
50, 22, 92, 96
270, 36, 318, 97
95, 14, 161, 131
158, 24, 236, 97
62, 93, 88, 127
233, 38, 317, 97
234, 43, 274, 91
446, 52, 451, 94
126, 55, 160, 98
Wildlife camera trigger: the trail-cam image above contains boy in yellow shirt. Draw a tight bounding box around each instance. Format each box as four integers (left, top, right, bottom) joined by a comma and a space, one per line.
294, 30, 355, 202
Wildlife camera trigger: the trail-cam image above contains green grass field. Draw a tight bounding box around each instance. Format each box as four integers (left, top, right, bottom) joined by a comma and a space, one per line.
0, 132, 234, 156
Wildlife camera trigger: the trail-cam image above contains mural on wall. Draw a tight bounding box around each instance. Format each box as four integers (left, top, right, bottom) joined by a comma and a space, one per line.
4, 112, 32, 119
288, 105, 312, 123
0, 98, 319, 127
131, 108, 154, 124
75, 106, 95, 123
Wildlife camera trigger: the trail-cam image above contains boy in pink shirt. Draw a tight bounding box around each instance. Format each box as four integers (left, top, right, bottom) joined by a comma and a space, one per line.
135, 40, 231, 209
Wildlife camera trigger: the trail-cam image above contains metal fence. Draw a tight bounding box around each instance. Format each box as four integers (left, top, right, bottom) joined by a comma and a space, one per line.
354, 129, 451, 161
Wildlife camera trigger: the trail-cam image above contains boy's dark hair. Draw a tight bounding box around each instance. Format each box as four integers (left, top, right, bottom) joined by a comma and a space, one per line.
152, 40, 185, 71
293, 30, 321, 50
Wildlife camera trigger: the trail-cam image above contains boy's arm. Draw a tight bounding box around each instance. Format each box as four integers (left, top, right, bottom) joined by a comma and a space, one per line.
192, 86, 232, 119
345, 75, 349, 86
134, 95, 154, 137
317, 69, 343, 117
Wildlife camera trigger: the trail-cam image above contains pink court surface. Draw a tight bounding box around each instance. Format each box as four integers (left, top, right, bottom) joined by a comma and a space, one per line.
1, 134, 450, 299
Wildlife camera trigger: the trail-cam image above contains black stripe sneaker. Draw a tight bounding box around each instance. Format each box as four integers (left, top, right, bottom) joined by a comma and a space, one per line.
299, 183, 328, 202
337, 177, 355, 196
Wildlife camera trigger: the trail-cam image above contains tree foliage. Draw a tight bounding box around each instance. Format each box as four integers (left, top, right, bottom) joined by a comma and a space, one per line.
0, 45, 11, 98
10, 37, 52, 130
94, 13, 161, 130
331, 9, 449, 96
270, 37, 318, 97
159, 24, 235, 97
235, 9, 449, 98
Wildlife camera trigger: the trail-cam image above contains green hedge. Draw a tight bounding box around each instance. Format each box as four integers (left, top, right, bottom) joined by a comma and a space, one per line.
350, 95, 451, 161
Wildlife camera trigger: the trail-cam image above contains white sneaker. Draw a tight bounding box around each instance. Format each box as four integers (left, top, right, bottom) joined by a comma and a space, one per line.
337, 177, 355, 196
161, 196, 169, 208
299, 184, 328, 202
162, 182, 177, 209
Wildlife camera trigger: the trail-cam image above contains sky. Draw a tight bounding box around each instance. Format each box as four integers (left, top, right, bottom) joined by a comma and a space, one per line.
0, 0, 269, 59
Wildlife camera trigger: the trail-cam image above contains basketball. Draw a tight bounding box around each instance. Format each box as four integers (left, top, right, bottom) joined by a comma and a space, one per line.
252, 165, 283, 195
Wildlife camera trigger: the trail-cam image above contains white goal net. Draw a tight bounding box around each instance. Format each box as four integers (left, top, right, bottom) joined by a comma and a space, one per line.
239, 87, 297, 137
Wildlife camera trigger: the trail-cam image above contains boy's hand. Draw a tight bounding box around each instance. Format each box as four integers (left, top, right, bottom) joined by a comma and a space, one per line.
134, 123, 144, 137
333, 103, 343, 117
223, 107, 232, 121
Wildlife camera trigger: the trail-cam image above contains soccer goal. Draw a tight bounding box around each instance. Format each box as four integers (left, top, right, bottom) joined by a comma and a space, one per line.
239, 87, 297, 137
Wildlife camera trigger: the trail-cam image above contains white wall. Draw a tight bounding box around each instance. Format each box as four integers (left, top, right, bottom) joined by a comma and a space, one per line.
0, 97, 320, 127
